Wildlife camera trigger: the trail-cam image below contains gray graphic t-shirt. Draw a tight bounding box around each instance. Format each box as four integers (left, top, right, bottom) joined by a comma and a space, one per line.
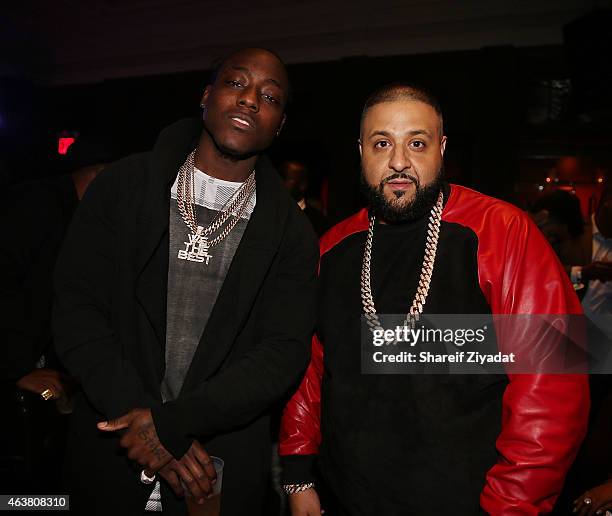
146, 166, 256, 512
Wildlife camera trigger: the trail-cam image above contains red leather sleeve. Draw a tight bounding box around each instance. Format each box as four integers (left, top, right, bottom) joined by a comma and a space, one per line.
483, 216, 588, 515
279, 334, 323, 456
443, 188, 589, 515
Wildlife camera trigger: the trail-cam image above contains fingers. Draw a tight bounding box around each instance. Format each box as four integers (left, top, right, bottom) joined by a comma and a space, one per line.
574, 494, 598, 516
182, 453, 212, 500
574, 492, 587, 513
573, 490, 612, 516
158, 462, 184, 497
172, 460, 207, 502
190, 441, 217, 484
596, 503, 612, 515
45, 376, 66, 399
98, 412, 133, 431
16, 369, 67, 399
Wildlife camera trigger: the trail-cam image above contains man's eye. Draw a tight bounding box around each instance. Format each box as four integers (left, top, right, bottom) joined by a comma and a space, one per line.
263, 94, 278, 103
411, 141, 425, 149
374, 141, 390, 149
227, 80, 243, 88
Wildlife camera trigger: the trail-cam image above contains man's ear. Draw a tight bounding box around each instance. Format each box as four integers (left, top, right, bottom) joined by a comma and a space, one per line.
276, 114, 287, 137
200, 85, 211, 109
440, 135, 447, 157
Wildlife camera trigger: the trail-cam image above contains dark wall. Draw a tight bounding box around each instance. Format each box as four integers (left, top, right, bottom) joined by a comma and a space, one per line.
5, 43, 608, 222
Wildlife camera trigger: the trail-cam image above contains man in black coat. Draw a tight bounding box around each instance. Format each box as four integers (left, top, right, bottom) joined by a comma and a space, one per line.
53, 48, 318, 515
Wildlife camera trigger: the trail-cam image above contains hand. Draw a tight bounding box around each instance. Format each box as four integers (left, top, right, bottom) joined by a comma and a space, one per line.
157, 440, 218, 504
574, 480, 612, 515
16, 368, 74, 400
583, 261, 612, 283
98, 411, 216, 502
97, 408, 173, 474
289, 488, 322, 516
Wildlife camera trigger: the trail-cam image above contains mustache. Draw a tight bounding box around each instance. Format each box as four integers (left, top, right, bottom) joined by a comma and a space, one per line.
380, 173, 420, 188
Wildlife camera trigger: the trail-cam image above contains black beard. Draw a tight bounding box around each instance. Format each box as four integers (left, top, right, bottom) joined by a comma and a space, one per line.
360, 168, 444, 224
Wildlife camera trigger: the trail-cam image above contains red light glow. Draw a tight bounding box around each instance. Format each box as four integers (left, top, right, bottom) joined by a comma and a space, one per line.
58, 137, 76, 155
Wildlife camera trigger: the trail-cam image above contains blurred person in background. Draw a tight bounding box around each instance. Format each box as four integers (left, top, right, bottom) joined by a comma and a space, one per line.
568, 186, 612, 516
279, 160, 330, 237
530, 189, 588, 271
0, 136, 111, 491
570, 187, 612, 338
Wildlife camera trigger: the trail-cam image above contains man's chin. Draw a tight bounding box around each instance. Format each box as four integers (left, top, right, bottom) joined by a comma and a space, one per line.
383, 190, 415, 207
360, 175, 443, 224
215, 141, 259, 161
206, 126, 264, 161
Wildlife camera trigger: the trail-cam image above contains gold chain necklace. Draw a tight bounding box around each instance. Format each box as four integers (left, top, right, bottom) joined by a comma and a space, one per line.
361, 191, 444, 331
176, 150, 255, 265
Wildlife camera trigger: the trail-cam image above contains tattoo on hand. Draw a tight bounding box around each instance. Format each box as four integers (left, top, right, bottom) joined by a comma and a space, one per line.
138, 423, 170, 463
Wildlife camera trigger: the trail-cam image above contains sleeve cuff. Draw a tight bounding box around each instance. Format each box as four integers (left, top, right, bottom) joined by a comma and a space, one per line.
280, 454, 318, 484
151, 402, 192, 459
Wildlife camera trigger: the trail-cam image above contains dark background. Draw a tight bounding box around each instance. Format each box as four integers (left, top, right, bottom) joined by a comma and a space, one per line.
2, 0, 611, 223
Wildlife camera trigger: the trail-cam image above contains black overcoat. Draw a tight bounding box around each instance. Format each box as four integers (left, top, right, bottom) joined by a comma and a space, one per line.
53, 119, 318, 515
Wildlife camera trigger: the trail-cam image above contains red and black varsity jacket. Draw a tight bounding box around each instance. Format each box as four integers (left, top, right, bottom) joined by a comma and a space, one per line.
279, 184, 589, 515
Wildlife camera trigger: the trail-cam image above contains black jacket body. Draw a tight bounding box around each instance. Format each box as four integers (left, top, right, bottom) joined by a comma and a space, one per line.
52, 119, 318, 515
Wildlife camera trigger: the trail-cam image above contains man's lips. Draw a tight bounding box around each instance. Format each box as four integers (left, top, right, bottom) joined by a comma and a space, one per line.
228, 113, 255, 130
385, 179, 414, 191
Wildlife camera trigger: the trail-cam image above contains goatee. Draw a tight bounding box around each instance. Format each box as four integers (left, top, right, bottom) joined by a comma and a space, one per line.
360, 168, 444, 223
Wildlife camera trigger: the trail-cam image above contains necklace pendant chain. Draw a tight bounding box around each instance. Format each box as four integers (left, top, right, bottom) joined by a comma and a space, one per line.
361, 191, 444, 335
176, 150, 255, 265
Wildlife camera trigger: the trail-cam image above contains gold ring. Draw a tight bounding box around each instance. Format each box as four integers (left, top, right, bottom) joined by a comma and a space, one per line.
40, 388, 54, 401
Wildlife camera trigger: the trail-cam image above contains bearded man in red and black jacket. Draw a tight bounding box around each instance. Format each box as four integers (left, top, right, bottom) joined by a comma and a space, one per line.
279, 83, 589, 516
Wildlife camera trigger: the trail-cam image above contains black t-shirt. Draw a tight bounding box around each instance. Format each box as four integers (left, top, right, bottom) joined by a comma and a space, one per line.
317, 193, 506, 515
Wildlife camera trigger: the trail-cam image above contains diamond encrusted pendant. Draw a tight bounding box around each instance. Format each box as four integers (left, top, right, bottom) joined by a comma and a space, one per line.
177, 226, 213, 265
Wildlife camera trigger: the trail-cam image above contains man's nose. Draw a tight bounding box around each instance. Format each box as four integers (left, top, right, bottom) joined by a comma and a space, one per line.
238, 86, 259, 112
388, 146, 411, 173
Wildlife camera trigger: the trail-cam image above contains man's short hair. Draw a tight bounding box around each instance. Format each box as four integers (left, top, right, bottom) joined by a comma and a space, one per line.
361, 82, 444, 134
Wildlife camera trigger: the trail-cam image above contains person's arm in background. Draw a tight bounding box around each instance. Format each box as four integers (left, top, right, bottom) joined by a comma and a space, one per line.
571, 262, 612, 284
1, 184, 52, 382
0, 182, 74, 399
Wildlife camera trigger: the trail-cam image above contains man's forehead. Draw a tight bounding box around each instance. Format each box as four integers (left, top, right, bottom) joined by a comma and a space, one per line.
362, 100, 441, 134
221, 50, 287, 83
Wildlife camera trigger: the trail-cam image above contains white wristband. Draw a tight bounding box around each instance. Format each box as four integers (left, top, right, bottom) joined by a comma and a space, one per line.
140, 469, 156, 485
